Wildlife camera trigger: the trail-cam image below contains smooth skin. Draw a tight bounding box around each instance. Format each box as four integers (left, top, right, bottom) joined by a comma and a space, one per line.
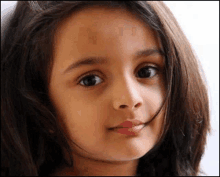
48, 6, 166, 176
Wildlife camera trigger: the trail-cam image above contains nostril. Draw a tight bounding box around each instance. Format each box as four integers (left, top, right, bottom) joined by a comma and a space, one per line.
119, 103, 141, 109
120, 105, 127, 109
135, 103, 141, 108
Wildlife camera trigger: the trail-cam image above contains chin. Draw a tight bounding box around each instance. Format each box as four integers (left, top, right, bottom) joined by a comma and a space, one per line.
103, 146, 152, 162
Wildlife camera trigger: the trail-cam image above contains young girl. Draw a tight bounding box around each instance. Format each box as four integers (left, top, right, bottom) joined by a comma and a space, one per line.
1, 1, 211, 176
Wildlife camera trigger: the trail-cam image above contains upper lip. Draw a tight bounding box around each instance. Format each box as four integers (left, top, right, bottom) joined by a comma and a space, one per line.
111, 119, 145, 129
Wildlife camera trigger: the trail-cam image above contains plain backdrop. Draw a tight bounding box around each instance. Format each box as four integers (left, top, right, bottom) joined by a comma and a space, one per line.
1, 1, 219, 176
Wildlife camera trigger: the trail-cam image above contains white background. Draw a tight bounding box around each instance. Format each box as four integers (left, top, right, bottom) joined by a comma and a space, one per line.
1, 1, 219, 176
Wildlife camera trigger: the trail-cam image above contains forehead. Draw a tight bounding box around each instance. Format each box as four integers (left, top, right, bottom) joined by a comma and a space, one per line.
58, 6, 143, 29
52, 5, 162, 74
54, 5, 158, 45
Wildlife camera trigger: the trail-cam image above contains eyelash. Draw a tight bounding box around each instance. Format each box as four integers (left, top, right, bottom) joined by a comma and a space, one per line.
77, 64, 159, 88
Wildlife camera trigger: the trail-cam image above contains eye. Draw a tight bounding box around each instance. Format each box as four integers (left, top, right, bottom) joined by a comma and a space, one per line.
78, 65, 158, 88
136, 65, 158, 78
79, 74, 103, 87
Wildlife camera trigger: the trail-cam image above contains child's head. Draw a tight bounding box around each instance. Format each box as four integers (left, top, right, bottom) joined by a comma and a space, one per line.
1, 1, 210, 176
49, 4, 166, 163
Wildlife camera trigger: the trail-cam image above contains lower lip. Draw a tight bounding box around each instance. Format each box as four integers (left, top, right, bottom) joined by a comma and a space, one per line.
112, 124, 145, 136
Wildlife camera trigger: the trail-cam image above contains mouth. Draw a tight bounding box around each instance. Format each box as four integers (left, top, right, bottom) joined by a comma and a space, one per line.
109, 123, 146, 136
109, 119, 146, 130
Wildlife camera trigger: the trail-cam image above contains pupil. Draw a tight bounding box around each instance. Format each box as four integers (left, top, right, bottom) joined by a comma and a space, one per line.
84, 76, 96, 86
138, 68, 151, 78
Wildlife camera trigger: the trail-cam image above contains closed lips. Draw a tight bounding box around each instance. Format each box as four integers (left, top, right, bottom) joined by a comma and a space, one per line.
109, 119, 145, 129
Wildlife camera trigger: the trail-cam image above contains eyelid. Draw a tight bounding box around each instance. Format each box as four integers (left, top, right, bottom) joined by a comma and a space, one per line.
135, 63, 159, 73
140, 63, 159, 69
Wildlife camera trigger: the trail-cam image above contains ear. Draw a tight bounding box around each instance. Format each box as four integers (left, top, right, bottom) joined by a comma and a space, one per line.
1, 2, 17, 44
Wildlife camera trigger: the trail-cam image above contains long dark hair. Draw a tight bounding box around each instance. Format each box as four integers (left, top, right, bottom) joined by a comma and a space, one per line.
1, 1, 211, 176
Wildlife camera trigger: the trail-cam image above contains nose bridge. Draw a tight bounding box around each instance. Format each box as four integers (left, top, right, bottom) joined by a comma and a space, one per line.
112, 72, 143, 110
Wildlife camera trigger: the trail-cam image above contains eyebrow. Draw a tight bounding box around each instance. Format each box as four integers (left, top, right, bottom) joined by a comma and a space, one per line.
63, 48, 164, 74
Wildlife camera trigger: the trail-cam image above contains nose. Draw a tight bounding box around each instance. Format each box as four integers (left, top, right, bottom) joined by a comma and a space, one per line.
112, 76, 143, 111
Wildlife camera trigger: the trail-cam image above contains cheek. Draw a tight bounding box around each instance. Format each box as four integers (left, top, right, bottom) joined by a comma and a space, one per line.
144, 85, 165, 114
149, 108, 165, 139
143, 83, 166, 138
55, 100, 105, 138
48, 81, 104, 135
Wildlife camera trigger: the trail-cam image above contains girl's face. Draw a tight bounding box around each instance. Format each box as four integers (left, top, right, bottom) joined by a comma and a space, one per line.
48, 6, 166, 162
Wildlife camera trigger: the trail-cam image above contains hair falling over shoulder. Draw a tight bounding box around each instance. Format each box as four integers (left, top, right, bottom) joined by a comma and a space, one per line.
1, 1, 210, 176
